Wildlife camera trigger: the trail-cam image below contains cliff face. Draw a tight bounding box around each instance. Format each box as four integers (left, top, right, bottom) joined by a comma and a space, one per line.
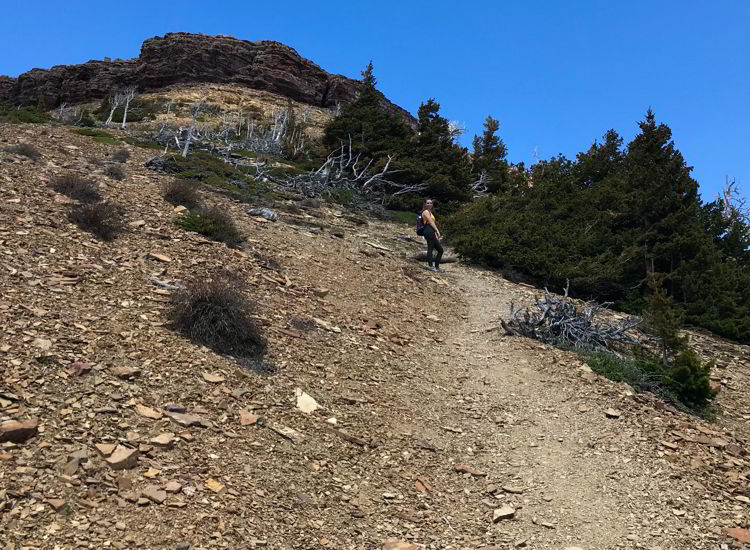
1, 33, 410, 121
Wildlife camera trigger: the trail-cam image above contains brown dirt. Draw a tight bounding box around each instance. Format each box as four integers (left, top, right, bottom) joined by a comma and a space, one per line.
1, 123, 748, 549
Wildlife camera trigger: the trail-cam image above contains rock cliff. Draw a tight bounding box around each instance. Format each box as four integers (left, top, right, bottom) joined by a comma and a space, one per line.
1, 33, 411, 121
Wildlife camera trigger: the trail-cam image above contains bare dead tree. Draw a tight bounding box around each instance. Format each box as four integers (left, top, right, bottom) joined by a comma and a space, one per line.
181, 98, 206, 157
718, 176, 748, 221
120, 86, 137, 129
105, 93, 124, 126
55, 102, 68, 121
471, 170, 490, 197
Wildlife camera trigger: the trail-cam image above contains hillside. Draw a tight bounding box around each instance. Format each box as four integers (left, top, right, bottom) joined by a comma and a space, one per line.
1, 124, 749, 549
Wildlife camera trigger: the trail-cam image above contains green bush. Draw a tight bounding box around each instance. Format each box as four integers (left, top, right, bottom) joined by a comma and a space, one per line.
122, 137, 162, 150
168, 152, 253, 188
327, 187, 354, 206
175, 207, 243, 248
0, 104, 49, 123
585, 348, 717, 413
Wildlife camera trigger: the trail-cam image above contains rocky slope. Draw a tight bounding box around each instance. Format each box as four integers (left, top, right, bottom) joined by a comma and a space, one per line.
1, 124, 749, 549
1, 33, 413, 122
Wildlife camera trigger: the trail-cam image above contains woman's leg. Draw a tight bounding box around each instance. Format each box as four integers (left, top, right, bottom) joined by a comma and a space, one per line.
425, 233, 435, 267
434, 239, 444, 269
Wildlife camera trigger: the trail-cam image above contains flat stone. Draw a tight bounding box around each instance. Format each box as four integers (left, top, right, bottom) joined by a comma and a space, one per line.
135, 404, 163, 420
239, 410, 259, 426
142, 485, 167, 504
604, 408, 621, 418
493, 505, 516, 522
111, 366, 141, 380
48, 498, 66, 511
105, 446, 139, 470
202, 372, 226, 384
165, 481, 182, 493
205, 479, 225, 493
383, 540, 419, 550
165, 411, 211, 428
0, 418, 39, 443
150, 433, 175, 448
147, 252, 171, 263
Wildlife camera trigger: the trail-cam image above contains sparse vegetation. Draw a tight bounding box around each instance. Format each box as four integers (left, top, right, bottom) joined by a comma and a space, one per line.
104, 164, 126, 180
112, 149, 130, 163
51, 174, 101, 203
585, 348, 716, 413
7, 143, 42, 161
163, 179, 200, 208
74, 128, 121, 145
175, 207, 243, 247
171, 152, 254, 188
68, 202, 125, 241
0, 103, 49, 124
168, 275, 267, 362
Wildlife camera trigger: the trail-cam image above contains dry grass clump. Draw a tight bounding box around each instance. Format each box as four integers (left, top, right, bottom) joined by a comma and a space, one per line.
105, 164, 126, 181
112, 149, 130, 163
8, 143, 42, 161
51, 174, 101, 203
168, 276, 267, 362
163, 179, 200, 208
68, 202, 124, 241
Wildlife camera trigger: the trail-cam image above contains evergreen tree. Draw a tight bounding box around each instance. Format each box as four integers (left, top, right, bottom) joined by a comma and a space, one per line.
472, 116, 510, 193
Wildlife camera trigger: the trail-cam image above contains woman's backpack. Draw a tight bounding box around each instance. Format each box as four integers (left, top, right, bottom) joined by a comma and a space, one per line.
416, 212, 426, 236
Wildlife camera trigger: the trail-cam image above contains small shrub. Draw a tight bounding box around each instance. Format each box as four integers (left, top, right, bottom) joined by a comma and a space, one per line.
73, 128, 120, 145
8, 143, 42, 161
669, 349, 717, 409
112, 149, 130, 163
105, 164, 126, 181
585, 348, 717, 413
163, 180, 200, 208
175, 207, 243, 248
51, 174, 101, 203
68, 202, 124, 241
327, 187, 354, 206
168, 276, 267, 361
74, 128, 113, 138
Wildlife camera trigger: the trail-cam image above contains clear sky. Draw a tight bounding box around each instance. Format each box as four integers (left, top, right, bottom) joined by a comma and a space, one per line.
1, 0, 747, 203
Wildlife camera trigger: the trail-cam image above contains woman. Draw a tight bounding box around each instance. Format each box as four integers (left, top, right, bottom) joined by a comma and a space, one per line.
421, 199, 444, 272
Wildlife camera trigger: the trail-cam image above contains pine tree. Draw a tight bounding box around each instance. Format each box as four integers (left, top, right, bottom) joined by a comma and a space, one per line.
472, 116, 510, 193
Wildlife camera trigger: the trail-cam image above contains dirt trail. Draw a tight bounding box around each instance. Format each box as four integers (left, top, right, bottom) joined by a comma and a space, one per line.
406, 265, 727, 549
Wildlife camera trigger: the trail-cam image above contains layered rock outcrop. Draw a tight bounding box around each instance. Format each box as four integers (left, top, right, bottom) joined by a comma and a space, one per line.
1, 33, 411, 121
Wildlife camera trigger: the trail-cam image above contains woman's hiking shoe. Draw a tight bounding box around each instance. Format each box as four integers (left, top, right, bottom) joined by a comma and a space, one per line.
435, 267, 445, 272
426, 266, 437, 271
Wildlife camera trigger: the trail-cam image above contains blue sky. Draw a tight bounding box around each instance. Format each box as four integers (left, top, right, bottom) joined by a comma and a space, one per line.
1, 0, 747, 202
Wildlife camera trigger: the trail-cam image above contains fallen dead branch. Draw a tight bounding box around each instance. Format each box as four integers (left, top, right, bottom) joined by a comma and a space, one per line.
502, 282, 640, 353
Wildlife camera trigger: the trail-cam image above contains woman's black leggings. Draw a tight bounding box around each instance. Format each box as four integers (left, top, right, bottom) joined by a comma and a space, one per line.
424, 227, 443, 268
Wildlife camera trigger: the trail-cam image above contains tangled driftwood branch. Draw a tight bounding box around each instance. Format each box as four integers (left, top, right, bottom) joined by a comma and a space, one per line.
501, 283, 641, 353
278, 138, 426, 201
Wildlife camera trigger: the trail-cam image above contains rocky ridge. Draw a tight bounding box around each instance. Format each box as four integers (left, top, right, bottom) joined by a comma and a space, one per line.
1, 33, 413, 123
